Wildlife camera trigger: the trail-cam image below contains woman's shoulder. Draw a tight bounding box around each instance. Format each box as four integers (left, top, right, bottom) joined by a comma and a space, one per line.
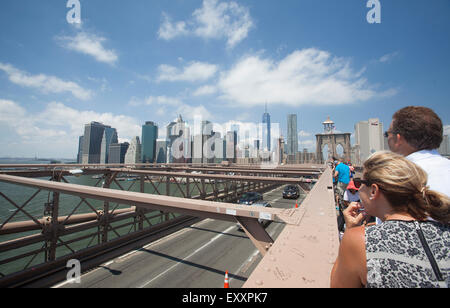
341, 226, 365, 251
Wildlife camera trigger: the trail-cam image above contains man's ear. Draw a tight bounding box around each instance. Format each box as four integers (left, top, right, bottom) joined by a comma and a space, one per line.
395, 133, 418, 156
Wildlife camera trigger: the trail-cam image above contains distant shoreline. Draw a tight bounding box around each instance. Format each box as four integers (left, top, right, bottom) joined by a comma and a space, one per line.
0, 157, 76, 161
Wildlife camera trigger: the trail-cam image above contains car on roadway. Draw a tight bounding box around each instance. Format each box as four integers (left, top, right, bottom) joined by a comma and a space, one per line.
238, 192, 263, 205
237, 201, 272, 230
282, 185, 300, 199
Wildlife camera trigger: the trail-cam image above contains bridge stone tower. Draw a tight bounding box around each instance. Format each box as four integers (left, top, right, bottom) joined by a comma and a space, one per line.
315, 117, 351, 164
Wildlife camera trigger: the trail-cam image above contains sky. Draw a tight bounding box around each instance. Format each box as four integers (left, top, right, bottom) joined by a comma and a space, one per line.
0, 0, 449, 159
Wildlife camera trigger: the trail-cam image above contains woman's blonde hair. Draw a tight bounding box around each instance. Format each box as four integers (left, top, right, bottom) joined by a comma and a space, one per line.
363, 151, 449, 224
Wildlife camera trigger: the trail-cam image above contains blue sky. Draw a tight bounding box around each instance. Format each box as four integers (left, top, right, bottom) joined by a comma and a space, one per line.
0, 0, 449, 158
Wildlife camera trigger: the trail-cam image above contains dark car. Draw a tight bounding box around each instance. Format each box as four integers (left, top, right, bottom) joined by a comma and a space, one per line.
237, 201, 272, 230
238, 192, 263, 205
282, 185, 300, 199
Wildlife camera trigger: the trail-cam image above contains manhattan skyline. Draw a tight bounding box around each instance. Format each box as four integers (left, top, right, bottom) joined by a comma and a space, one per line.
0, 0, 449, 158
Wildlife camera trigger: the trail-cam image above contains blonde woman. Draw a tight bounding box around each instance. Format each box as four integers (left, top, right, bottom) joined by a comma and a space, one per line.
330, 151, 449, 288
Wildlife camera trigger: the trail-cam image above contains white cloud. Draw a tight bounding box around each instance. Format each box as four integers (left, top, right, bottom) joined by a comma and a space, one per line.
38, 102, 141, 140
158, 0, 253, 49
0, 99, 26, 125
128, 95, 182, 107
147, 96, 183, 106
57, 32, 118, 65
0, 99, 141, 158
193, 85, 217, 96
299, 139, 316, 152
379, 51, 399, 63
157, 61, 218, 82
298, 130, 311, 137
217, 48, 393, 107
158, 13, 188, 40
128, 95, 213, 122
0, 99, 70, 151
0, 62, 92, 100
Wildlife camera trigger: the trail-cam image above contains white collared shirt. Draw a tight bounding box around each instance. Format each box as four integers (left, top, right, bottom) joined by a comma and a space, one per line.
406, 149, 450, 197
376, 149, 449, 225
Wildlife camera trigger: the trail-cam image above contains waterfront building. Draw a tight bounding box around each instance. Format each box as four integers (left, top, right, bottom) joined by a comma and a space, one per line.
192, 120, 213, 164
108, 142, 129, 164
141, 121, 158, 163
226, 131, 237, 163
438, 135, 449, 156
262, 104, 271, 151
82, 122, 110, 164
100, 127, 118, 164
277, 135, 285, 164
125, 136, 141, 165
155, 140, 168, 163
77, 135, 84, 164
287, 114, 298, 156
354, 118, 385, 163
167, 115, 190, 163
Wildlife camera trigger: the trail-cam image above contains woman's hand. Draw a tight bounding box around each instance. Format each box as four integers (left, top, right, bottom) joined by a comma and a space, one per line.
343, 202, 366, 229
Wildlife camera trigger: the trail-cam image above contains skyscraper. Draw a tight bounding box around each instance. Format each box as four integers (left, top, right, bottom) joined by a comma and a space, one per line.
108, 142, 129, 164
193, 120, 213, 164
82, 122, 109, 164
262, 104, 271, 151
141, 121, 158, 163
287, 114, 298, 156
100, 127, 118, 164
125, 136, 142, 164
354, 118, 384, 163
167, 115, 190, 163
438, 135, 449, 155
77, 135, 84, 164
155, 140, 169, 163
226, 131, 237, 163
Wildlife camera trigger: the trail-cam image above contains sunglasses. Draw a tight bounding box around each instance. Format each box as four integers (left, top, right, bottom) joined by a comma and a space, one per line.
353, 178, 371, 189
384, 130, 397, 138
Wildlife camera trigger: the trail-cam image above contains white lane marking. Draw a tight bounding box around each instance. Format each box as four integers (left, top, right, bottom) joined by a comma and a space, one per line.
229, 249, 259, 285
52, 280, 70, 288
229, 212, 285, 285
53, 220, 214, 288
53, 188, 285, 288
138, 224, 236, 288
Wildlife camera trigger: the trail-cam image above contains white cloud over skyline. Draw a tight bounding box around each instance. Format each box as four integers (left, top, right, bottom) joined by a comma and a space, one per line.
56, 32, 118, 65
157, 61, 218, 82
0, 99, 141, 158
0, 62, 92, 100
158, 0, 253, 49
217, 48, 393, 107
128, 95, 213, 122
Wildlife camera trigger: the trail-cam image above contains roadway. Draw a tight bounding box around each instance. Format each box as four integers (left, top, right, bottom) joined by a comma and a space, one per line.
53, 185, 305, 288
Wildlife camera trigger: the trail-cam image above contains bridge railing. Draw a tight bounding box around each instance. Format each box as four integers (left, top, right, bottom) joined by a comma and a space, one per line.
244, 167, 339, 288
0, 167, 298, 287
0, 164, 327, 288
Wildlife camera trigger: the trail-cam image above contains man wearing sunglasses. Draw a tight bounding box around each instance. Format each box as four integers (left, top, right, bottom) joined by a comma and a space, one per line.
385, 106, 449, 198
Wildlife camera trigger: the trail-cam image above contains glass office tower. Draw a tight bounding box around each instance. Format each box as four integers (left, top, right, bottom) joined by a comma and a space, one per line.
141, 121, 158, 163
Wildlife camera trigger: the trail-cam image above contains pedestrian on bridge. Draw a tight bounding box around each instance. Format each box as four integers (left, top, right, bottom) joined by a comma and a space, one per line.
334, 158, 351, 203
330, 151, 449, 288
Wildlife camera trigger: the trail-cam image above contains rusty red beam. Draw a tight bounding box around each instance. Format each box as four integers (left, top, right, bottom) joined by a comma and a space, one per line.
167, 166, 321, 176
109, 168, 315, 184
0, 174, 302, 255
